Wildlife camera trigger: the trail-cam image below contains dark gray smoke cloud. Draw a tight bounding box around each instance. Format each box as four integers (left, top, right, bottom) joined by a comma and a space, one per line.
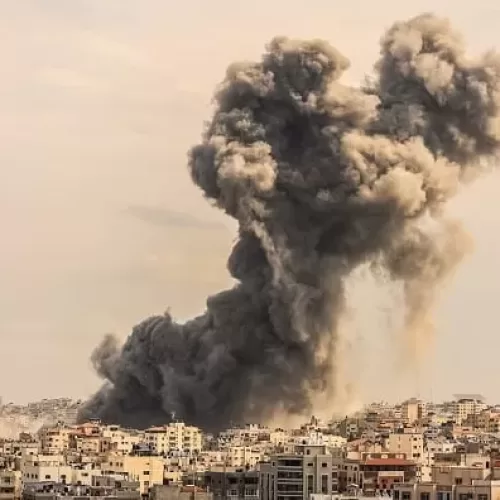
80, 13, 500, 431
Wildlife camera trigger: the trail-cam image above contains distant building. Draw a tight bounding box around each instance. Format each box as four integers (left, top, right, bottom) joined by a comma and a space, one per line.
452, 398, 486, 425
401, 399, 426, 424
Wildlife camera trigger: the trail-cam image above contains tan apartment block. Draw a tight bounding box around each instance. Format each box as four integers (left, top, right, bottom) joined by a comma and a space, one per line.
101, 454, 164, 494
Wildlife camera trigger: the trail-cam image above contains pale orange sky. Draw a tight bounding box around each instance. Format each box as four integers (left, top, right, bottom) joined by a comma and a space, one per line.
1, 0, 499, 406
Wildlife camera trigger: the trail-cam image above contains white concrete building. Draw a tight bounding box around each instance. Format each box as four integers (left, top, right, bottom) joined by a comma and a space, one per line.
219, 425, 269, 447
22, 454, 72, 483
102, 425, 141, 455
226, 446, 262, 468
145, 422, 202, 455
70, 464, 103, 486
423, 440, 456, 466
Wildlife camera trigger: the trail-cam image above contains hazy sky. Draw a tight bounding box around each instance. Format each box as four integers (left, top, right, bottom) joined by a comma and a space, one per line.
1, 0, 500, 407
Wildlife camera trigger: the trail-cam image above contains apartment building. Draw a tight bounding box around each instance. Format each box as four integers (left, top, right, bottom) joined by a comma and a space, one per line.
74, 436, 101, 456
69, 464, 103, 487
452, 398, 486, 425
145, 422, 202, 455
386, 430, 424, 462
101, 454, 164, 494
338, 419, 362, 439
38, 426, 73, 455
204, 469, 258, 500
0, 470, 21, 499
150, 485, 213, 500
101, 426, 141, 455
22, 455, 72, 484
287, 433, 346, 449
226, 447, 262, 468
424, 441, 456, 466
22, 477, 140, 500
433, 453, 490, 468
267, 431, 288, 446
472, 410, 500, 433
393, 464, 500, 500
338, 453, 417, 494
259, 444, 339, 500
432, 465, 490, 485
402, 399, 427, 424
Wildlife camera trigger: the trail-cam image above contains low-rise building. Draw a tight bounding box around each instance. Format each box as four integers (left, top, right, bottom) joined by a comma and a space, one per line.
22, 477, 140, 500
21, 455, 72, 484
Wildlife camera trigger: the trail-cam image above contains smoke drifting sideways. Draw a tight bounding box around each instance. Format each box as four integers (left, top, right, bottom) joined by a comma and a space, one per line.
79, 13, 500, 431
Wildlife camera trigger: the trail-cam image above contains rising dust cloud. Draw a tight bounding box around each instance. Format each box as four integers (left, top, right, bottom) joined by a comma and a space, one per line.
79, 13, 500, 431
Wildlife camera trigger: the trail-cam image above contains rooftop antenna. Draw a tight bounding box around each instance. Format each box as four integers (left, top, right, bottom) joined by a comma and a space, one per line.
170, 411, 176, 423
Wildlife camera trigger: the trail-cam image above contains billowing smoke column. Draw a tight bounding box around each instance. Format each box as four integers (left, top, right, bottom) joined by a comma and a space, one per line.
80, 13, 500, 431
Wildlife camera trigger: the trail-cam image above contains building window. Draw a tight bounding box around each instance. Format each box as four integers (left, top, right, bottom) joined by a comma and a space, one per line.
394, 491, 400, 500
307, 475, 314, 493
402, 493, 411, 500
455, 478, 463, 485
321, 475, 328, 494
478, 495, 488, 500
420, 493, 430, 500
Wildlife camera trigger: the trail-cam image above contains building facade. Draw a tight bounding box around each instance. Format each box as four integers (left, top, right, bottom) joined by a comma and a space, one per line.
259, 445, 339, 500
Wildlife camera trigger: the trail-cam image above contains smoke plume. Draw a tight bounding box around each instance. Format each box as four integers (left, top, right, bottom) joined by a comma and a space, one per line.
80, 13, 500, 431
